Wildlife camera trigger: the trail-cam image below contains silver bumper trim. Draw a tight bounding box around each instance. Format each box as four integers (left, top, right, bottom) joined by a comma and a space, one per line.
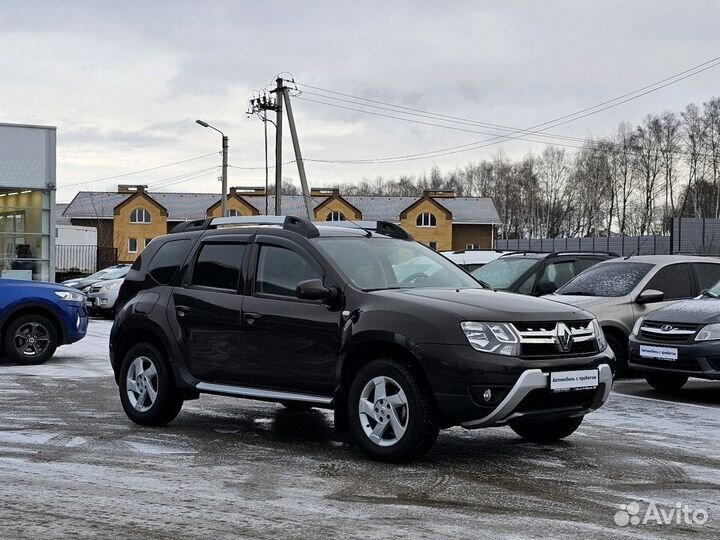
461, 363, 613, 428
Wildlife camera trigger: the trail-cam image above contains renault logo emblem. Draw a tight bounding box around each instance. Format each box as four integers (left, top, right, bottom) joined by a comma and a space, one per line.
556, 323, 573, 352
661, 324, 674, 332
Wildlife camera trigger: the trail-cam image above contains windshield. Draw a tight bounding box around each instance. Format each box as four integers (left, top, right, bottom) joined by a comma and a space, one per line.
314, 237, 480, 290
471, 257, 538, 290
98, 266, 129, 280
706, 280, 720, 297
556, 261, 653, 297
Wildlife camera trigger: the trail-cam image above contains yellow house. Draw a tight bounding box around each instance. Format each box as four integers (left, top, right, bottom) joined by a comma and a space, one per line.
62, 185, 499, 263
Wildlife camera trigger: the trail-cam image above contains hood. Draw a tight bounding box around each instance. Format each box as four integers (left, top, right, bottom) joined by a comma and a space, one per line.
645, 297, 720, 325
0, 278, 78, 293
545, 294, 619, 309
370, 288, 593, 322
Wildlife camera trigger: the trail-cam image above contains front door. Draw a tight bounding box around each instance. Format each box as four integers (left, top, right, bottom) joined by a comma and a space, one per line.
241, 239, 341, 395
172, 240, 248, 383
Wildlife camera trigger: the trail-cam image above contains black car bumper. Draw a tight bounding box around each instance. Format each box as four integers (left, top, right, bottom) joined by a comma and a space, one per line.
414, 343, 614, 427
628, 335, 720, 380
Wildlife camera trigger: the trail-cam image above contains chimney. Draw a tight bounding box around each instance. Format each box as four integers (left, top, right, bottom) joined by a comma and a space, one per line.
310, 187, 340, 197
423, 189, 455, 198
118, 184, 147, 194
230, 186, 266, 196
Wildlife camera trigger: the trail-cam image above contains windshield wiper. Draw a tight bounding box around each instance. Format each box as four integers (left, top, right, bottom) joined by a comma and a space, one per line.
560, 291, 598, 296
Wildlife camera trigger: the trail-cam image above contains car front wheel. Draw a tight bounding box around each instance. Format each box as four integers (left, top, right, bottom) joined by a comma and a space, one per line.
119, 343, 183, 426
3, 315, 58, 365
645, 372, 688, 392
348, 359, 439, 462
510, 415, 584, 442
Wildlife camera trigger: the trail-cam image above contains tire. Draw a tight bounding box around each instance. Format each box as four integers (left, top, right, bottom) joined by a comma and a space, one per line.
645, 372, 688, 392
2, 314, 58, 365
510, 415, 584, 442
118, 343, 183, 426
348, 358, 439, 462
279, 401, 314, 411
606, 333, 626, 375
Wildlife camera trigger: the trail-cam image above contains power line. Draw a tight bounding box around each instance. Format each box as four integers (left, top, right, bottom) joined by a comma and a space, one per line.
146, 166, 221, 189
61, 152, 221, 188
151, 169, 223, 191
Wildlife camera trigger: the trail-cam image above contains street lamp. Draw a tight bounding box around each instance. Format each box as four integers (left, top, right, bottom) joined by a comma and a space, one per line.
195, 119, 229, 216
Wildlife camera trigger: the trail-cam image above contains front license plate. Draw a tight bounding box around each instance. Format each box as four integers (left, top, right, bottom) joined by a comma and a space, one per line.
550, 369, 599, 392
640, 345, 678, 361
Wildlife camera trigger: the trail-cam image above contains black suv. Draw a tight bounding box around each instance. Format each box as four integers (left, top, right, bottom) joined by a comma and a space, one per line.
471, 251, 617, 296
110, 216, 614, 462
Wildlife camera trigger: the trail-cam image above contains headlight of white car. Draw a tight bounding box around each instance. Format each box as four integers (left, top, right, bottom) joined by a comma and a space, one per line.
461, 322, 520, 356
695, 323, 720, 341
54, 290, 85, 302
592, 319, 608, 351
632, 316, 645, 337
99, 281, 122, 293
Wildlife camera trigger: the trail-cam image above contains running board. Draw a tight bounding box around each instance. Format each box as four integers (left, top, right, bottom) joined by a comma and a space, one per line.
195, 382, 333, 405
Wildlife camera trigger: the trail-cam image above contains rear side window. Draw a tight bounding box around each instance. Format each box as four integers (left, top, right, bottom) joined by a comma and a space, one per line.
255, 245, 321, 297
693, 263, 720, 292
645, 264, 692, 300
191, 243, 246, 291
148, 239, 190, 285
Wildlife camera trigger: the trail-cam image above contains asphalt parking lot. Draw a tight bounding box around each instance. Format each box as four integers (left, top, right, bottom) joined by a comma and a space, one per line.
0, 320, 718, 539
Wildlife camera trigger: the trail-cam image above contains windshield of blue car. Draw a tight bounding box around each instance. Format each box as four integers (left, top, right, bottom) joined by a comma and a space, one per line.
470, 257, 538, 290
315, 238, 480, 290
556, 261, 653, 297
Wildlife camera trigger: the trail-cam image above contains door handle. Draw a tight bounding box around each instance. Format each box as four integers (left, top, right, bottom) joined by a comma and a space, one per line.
244, 312, 262, 325
176, 305, 191, 317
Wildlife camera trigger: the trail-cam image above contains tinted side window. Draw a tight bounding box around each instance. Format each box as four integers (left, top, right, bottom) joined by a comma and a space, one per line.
539, 261, 577, 289
148, 239, 190, 285
191, 243, 246, 290
645, 264, 692, 300
256, 245, 321, 297
693, 263, 720, 292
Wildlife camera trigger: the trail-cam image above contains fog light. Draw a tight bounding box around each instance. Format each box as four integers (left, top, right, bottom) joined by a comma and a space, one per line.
482, 389, 492, 402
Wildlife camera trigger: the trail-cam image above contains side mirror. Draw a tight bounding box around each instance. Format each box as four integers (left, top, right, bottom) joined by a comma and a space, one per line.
535, 281, 558, 296
636, 289, 664, 304
296, 279, 331, 301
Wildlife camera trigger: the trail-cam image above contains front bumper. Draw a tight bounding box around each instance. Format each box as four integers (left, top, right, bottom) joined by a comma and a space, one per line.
629, 335, 720, 380
63, 303, 89, 344
86, 291, 118, 312
415, 343, 614, 427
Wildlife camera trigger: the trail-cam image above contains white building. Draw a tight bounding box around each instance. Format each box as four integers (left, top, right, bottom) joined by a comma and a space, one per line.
0, 122, 57, 281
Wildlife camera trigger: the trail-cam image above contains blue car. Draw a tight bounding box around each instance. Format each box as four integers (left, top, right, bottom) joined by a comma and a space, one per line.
0, 279, 89, 365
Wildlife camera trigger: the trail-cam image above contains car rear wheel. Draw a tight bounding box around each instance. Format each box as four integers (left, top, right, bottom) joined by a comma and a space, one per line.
510, 415, 584, 442
3, 315, 58, 365
119, 343, 183, 426
644, 372, 688, 392
348, 358, 439, 462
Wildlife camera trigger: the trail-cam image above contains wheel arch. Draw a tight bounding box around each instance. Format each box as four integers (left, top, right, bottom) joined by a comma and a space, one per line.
0, 303, 66, 347
112, 321, 173, 385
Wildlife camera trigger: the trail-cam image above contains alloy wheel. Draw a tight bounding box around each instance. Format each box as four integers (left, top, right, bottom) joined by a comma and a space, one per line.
358, 375, 409, 447
13, 322, 51, 358
126, 356, 159, 413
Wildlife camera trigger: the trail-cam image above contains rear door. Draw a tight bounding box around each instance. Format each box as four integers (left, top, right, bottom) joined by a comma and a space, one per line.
241, 236, 341, 395
171, 235, 249, 383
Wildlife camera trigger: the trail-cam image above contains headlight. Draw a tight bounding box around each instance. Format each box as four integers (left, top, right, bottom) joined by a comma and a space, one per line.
592, 319, 607, 351
99, 281, 122, 293
54, 290, 85, 302
461, 322, 520, 356
695, 323, 720, 341
632, 316, 645, 337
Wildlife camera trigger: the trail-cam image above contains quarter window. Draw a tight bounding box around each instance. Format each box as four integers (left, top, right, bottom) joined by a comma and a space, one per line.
191, 243, 246, 291
645, 264, 693, 300
255, 245, 321, 297
130, 208, 152, 223
326, 211, 346, 221
416, 212, 437, 227
148, 239, 190, 285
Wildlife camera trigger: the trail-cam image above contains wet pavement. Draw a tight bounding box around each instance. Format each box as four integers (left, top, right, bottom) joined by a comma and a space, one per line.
0, 320, 718, 539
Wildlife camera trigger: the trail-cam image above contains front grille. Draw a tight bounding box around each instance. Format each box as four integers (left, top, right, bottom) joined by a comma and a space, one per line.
640, 321, 699, 343
631, 353, 702, 371
90, 286, 102, 293
513, 320, 599, 359
515, 388, 597, 412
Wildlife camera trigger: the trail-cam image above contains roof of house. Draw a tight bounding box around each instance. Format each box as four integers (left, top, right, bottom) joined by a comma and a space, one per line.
62, 191, 500, 224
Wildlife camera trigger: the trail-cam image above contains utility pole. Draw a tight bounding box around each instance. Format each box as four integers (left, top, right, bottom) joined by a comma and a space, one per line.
196, 119, 228, 216
273, 77, 284, 215
283, 89, 313, 220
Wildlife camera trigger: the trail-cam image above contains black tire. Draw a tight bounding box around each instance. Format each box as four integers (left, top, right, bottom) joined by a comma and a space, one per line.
2, 314, 58, 365
118, 343, 183, 426
510, 415, 584, 442
606, 333, 626, 375
348, 358, 439, 462
279, 401, 314, 411
645, 372, 688, 392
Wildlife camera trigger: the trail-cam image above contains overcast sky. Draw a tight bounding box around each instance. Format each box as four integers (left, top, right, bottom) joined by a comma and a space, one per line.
1, 0, 718, 202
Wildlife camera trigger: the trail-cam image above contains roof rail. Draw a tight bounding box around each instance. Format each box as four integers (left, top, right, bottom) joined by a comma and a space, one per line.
170, 215, 320, 238
326, 220, 413, 240
500, 250, 619, 258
